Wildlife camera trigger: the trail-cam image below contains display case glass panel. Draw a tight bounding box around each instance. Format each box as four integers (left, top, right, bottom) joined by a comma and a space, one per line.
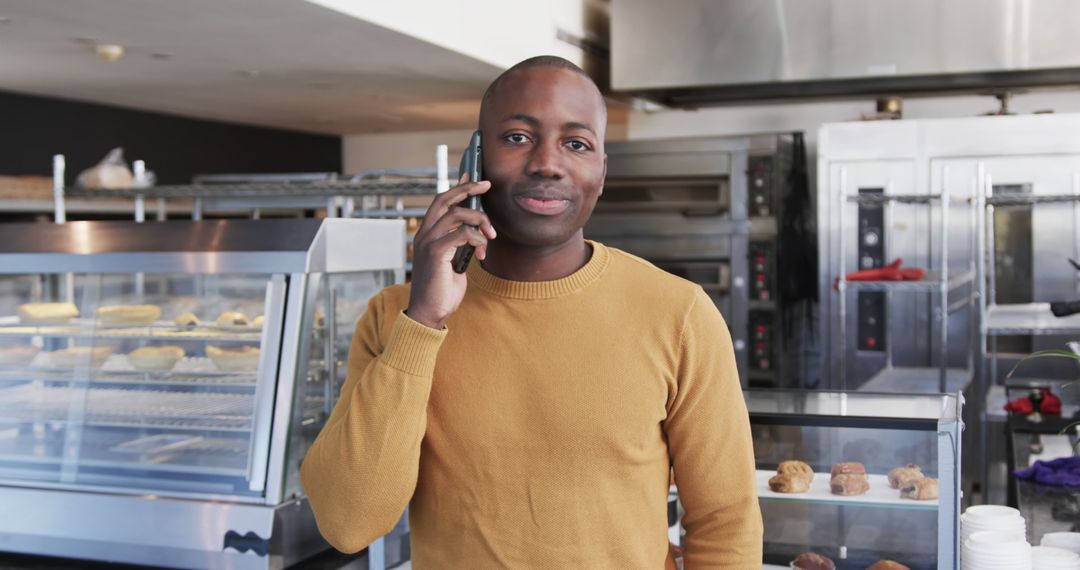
746, 389, 961, 570
0, 272, 279, 497
281, 270, 395, 501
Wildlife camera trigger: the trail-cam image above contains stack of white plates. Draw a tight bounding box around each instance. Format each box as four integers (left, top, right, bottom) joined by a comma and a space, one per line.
1044, 533, 1080, 556
1032, 545, 1080, 569
961, 505, 1027, 547
962, 531, 1032, 570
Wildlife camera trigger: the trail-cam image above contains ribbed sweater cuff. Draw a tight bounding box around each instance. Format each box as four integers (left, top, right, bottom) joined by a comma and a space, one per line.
379, 310, 447, 377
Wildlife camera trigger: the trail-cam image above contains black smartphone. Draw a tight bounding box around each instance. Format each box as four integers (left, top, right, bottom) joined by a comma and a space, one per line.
452, 130, 483, 273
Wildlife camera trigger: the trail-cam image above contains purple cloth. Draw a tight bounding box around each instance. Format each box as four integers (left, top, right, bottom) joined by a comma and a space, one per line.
1015, 456, 1080, 487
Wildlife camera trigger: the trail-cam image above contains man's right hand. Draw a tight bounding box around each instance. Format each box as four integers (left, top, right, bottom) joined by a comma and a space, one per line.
405, 174, 496, 330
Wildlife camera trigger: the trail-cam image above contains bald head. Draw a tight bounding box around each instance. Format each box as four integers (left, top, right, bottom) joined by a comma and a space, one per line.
479, 56, 607, 133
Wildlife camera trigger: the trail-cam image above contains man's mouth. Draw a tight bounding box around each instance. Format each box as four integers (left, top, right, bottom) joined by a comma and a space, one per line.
514, 194, 571, 216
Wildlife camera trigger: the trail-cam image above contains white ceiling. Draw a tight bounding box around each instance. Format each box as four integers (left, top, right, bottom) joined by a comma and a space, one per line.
0, 0, 504, 135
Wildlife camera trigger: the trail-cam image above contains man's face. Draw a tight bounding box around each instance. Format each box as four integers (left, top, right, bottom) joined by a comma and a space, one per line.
479, 67, 607, 248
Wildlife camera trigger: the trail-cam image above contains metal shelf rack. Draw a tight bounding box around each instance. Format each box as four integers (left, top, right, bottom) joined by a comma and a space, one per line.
48, 150, 449, 223
835, 170, 979, 394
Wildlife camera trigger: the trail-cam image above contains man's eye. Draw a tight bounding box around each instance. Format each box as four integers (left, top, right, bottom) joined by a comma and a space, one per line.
567, 140, 589, 151
506, 134, 529, 144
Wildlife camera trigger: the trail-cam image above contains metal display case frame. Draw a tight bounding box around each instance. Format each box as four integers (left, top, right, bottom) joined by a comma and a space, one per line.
746, 389, 964, 569
0, 218, 405, 570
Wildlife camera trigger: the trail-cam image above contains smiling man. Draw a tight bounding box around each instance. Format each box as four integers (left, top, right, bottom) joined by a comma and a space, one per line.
301, 56, 762, 568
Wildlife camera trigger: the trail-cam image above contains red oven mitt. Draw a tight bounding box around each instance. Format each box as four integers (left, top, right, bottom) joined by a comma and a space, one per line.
834, 259, 926, 289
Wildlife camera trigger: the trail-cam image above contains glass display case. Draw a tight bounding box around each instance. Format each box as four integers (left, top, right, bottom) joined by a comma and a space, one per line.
0, 219, 405, 569
746, 389, 963, 570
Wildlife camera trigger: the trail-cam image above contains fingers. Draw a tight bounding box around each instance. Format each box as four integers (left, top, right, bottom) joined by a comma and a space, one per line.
430, 224, 489, 261
421, 205, 496, 244
416, 173, 492, 238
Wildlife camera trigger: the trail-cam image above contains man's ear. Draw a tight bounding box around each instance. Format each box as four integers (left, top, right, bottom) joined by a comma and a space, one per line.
599, 153, 607, 196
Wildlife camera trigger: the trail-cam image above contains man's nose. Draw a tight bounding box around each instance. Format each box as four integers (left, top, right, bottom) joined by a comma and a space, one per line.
525, 139, 564, 179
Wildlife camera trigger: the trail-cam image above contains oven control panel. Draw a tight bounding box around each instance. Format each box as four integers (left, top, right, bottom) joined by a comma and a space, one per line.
749, 310, 774, 372
857, 187, 886, 352
749, 241, 775, 302
748, 156, 774, 218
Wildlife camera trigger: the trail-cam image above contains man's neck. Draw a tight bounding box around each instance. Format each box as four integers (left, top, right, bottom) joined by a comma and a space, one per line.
480, 234, 592, 282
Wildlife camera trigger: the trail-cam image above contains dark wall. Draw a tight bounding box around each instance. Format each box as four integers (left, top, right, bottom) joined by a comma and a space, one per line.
0, 90, 341, 184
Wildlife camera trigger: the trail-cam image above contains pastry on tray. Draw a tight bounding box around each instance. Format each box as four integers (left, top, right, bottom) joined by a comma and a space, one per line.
97, 304, 161, 325
900, 477, 938, 500
17, 302, 79, 324
888, 464, 924, 489
252, 315, 265, 327
867, 561, 911, 570
128, 345, 185, 371
49, 346, 113, 369
206, 345, 260, 371
830, 462, 866, 477
777, 460, 814, 480
174, 311, 200, 328
768, 473, 811, 494
0, 345, 41, 366
830, 472, 870, 496
215, 311, 249, 327
791, 551, 835, 570
768, 460, 814, 494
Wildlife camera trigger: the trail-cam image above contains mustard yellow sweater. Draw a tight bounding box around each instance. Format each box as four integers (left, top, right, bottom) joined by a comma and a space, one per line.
301, 241, 762, 568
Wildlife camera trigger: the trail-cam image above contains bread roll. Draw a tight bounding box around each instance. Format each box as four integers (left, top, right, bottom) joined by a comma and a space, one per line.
791, 552, 835, 570
128, 345, 185, 371
888, 464, 924, 489
175, 311, 200, 328
215, 311, 249, 327
900, 477, 938, 500
830, 462, 866, 477
207, 345, 259, 371
50, 346, 112, 368
777, 460, 814, 481
769, 473, 810, 493
17, 302, 79, 324
830, 473, 870, 496
97, 305, 161, 325
0, 345, 40, 366
252, 315, 265, 327
867, 561, 911, 570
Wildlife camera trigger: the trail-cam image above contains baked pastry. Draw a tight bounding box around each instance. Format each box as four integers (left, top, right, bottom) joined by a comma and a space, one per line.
888, 464, 924, 489
0, 345, 40, 366
175, 312, 200, 328
900, 477, 938, 500
777, 460, 814, 480
830, 473, 870, 496
50, 346, 112, 368
215, 311, 249, 327
830, 462, 866, 477
252, 315, 265, 327
791, 552, 835, 570
17, 302, 79, 324
97, 305, 161, 325
207, 345, 260, 371
128, 345, 185, 371
769, 473, 811, 493
867, 561, 911, 570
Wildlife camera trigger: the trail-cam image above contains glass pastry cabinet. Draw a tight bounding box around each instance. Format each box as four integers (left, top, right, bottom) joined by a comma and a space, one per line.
746, 389, 963, 570
0, 219, 405, 569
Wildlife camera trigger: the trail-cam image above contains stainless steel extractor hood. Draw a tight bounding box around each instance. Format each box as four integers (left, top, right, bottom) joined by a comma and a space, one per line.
612, 0, 1080, 106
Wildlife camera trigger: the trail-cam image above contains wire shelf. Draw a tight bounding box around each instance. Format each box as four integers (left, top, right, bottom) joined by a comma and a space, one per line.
64, 179, 439, 200
0, 384, 254, 431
